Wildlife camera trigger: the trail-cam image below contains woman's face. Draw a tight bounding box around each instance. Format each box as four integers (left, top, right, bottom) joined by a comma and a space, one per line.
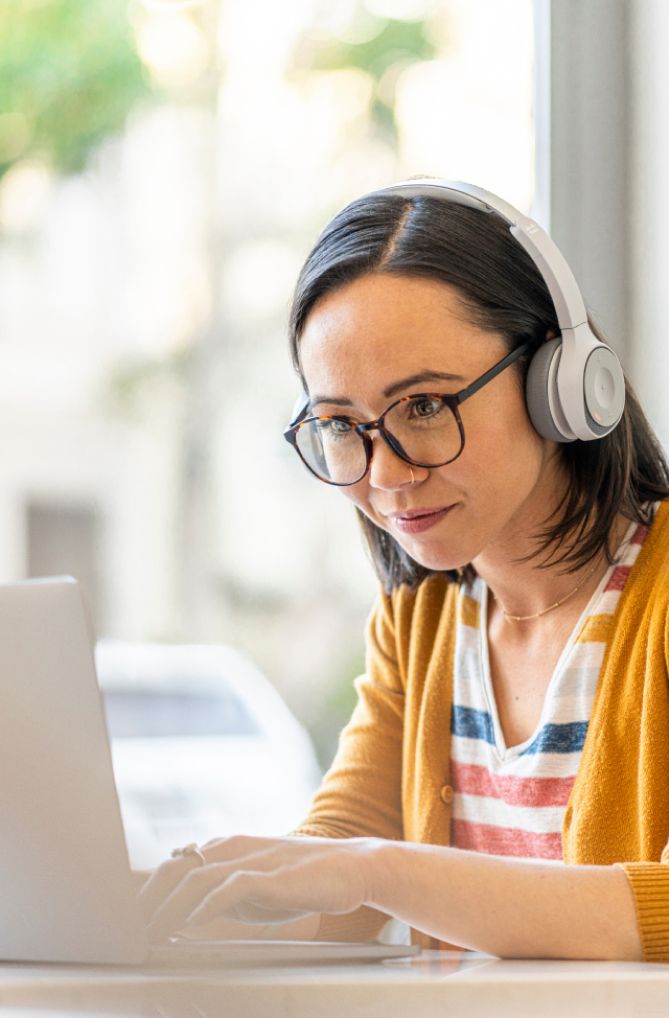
298, 272, 560, 573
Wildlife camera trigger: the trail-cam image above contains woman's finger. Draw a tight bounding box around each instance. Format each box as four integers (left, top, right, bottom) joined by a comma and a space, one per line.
143, 838, 313, 932
146, 863, 226, 941
139, 854, 205, 925
187, 868, 317, 926
138, 836, 270, 925
145, 850, 283, 941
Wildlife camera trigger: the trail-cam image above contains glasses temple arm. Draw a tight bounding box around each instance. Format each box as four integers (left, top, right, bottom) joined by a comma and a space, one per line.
454, 339, 535, 404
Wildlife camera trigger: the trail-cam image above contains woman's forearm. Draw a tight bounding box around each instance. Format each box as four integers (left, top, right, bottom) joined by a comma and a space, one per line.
367, 841, 643, 960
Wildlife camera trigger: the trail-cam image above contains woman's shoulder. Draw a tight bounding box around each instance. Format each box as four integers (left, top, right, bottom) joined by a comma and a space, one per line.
628, 500, 669, 597
613, 500, 669, 636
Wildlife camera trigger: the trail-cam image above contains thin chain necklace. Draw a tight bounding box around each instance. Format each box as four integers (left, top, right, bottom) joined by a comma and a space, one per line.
491, 559, 601, 623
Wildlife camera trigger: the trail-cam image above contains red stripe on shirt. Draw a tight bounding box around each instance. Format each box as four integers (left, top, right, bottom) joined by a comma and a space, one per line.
605, 565, 631, 592
451, 819, 563, 859
631, 523, 648, 544
451, 761, 575, 808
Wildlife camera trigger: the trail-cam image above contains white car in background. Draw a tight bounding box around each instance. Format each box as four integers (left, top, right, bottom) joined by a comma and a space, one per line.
95, 640, 322, 869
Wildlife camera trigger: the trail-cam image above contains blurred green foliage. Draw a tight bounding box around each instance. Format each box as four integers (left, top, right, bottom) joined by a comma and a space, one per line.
298, 7, 438, 142
0, 0, 153, 178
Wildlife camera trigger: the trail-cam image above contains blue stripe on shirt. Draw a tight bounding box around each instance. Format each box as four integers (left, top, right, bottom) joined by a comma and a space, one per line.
521, 721, 589, 755
451, 706, 589, 755
451, 705, 495, 744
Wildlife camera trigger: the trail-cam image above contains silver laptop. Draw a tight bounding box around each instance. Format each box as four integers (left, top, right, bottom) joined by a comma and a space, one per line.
0, 577, 418, 967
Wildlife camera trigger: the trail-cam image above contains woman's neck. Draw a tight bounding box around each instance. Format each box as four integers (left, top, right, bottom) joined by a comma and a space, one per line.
471, 507, 631, 627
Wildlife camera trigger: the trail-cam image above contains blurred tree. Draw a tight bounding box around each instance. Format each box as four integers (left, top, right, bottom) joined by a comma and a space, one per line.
293, 6, 438, 143
0, 0, 152, 178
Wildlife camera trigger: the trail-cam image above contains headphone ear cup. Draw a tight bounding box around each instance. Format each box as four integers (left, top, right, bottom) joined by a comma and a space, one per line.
525, 338, 574, 442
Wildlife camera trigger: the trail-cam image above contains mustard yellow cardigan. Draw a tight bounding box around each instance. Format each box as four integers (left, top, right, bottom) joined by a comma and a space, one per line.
294, 501, 669, 960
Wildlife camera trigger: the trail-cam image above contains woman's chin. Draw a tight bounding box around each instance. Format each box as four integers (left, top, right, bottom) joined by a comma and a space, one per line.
399, 541, 475, 574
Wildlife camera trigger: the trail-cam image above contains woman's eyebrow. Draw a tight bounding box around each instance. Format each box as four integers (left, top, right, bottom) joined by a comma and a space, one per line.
382, 370, 466, 399
309, 370, 466, 410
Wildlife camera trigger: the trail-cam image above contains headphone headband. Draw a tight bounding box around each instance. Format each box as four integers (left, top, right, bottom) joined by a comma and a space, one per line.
377, 179, 588, 332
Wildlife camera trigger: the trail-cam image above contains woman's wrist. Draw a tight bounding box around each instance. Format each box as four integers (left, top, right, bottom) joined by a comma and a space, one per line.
361, 837, 405, 911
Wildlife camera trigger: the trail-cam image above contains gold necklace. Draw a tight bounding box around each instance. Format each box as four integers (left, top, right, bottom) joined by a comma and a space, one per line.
491, 560, 601, 622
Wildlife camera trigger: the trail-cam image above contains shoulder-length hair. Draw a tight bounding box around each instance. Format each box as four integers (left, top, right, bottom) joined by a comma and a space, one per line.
288, 193, 669, 592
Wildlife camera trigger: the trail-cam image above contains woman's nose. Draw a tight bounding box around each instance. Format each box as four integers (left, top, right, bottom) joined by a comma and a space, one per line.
367, 434, 414, 491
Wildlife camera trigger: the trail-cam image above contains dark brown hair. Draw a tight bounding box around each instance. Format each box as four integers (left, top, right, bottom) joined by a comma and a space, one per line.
288, 193, 669, 591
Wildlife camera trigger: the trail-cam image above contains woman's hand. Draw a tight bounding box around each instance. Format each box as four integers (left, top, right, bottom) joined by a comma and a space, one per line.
139, 834, 380, 943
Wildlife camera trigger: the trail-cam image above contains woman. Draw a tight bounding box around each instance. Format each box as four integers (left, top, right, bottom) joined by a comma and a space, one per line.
140, 180, 669, 961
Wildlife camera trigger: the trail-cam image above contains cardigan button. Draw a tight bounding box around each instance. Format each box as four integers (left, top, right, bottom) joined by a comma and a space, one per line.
440, 784, 454, 805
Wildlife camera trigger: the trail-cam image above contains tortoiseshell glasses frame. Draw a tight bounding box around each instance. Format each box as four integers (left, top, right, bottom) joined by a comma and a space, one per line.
283, 340, 533, 486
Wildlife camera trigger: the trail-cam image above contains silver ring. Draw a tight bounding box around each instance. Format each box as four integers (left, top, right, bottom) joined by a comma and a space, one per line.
171, 842, 207, 866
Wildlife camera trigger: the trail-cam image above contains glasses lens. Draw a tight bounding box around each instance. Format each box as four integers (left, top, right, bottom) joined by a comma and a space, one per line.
384, 396, 462, 465
295, 418, 366, 484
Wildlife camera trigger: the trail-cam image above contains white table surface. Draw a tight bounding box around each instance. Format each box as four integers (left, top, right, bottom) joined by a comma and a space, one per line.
1, 951, 669, 1018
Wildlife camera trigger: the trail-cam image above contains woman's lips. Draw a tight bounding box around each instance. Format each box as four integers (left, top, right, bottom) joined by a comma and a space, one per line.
389, 505, 457, 534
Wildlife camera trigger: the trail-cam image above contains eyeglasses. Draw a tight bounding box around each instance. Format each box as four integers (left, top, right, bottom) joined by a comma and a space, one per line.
283, 340, 533, 486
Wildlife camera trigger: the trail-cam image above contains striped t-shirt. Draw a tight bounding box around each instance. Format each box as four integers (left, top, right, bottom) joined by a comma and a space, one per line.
450, 514, 653, 860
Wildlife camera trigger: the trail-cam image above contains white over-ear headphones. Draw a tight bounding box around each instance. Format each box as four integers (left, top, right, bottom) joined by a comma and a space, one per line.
373, 178, 625, 442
